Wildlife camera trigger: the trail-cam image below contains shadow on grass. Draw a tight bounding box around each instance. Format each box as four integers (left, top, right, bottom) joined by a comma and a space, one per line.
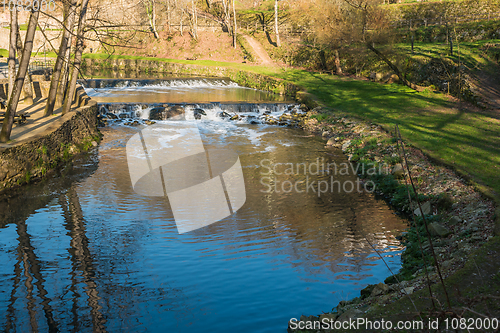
276, 70, 500, 196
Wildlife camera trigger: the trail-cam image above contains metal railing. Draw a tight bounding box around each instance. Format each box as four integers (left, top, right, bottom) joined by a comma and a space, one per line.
0, 59, 54, 78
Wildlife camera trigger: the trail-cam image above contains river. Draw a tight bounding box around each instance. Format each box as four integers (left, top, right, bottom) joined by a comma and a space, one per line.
0, 78, 407, 332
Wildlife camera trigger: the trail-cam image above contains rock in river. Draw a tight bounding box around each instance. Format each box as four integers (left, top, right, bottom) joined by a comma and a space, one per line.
150, 105, 185, 120
194, 108, 206, 120
371, 282, 390, 297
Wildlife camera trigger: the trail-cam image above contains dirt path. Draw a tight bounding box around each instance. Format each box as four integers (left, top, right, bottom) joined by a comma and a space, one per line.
242, 35, 275, 66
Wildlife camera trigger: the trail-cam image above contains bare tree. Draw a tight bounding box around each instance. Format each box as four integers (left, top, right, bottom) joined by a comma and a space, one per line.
167, 0, 171, 33
232, 0, 236, 48
0, 10, 40, 143
44, 0, 78, 116
16, 25, 34, 105
179, 1, 185, 36
62, 0, 90, 115
342, 0, 412, 87
344, 0, 370, 42
274, 0, 280, 47
191, 0, 198, 40
144, 0, 160, 38
8, 8, 18, 101
221, 0, 230, 30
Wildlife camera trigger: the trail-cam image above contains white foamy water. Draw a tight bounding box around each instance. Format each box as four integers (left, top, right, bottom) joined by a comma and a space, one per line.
85, 79, 240, 96
100, 102, 302, 127
82, 78, 289, 104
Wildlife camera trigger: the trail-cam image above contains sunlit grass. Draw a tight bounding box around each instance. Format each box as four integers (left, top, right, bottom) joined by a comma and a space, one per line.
272, 70, 500, 198
81, 53, 282, 76
396, 39, 500, 71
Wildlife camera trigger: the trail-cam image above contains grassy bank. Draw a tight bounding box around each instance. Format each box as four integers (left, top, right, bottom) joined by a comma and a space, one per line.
274, 70, 500, 202
81, 53, 281, 76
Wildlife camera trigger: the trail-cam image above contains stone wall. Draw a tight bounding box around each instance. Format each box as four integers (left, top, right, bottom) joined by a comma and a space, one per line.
0, 85, 100, 193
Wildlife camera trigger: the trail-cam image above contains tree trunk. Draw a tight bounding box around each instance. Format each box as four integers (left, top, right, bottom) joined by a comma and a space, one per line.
16, 25, 34, 105
319, 49, 327, 71
44, 0, 78, 116
180, 10, 184, 36
366, 42, 412, 89
222, 0, 229, 31
274, 0, 280, 47
232, 0, 237, 48
145, 0, 159, 38
335, 49, 342, 74
150, 0, 159, 39
8, 9, 18, 101
167, 0, 171, 33
361, 4, 368, 42
0, 10, 40, 143
62, 0, 90, 115
191, 0, 197, 40
56, 34, 72, 108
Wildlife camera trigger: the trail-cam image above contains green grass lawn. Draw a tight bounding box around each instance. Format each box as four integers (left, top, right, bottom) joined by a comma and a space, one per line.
397, 39, 500, 72
0, 48, 58, 58
272, 69, 500, 200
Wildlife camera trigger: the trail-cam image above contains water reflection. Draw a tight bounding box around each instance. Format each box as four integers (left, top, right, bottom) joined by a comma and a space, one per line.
60, 187, 106, 332
0, 157, 99, 332
0, 123, 407, 332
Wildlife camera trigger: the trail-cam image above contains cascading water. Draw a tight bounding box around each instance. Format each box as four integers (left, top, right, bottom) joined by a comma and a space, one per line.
81, 78, 290, 104
83, 77, 240, 90
87, 78, 304, 126
98, 102, 302, 125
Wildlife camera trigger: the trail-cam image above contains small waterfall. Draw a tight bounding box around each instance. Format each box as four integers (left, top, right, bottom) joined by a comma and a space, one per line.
98, 102, 302, 125
82, 78, 238, 90
90, 78, 298, 126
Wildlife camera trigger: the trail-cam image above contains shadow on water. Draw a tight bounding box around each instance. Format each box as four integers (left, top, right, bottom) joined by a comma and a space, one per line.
0, 153, 102, 332
0, 147, 191, 332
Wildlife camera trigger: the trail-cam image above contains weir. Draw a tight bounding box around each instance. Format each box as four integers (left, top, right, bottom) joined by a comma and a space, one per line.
82, 77, 301, 124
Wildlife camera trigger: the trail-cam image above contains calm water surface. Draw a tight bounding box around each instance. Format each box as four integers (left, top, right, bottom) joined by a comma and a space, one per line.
0, 81, 407, 333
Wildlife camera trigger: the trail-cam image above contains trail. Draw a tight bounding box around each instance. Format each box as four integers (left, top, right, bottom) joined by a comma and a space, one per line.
242, 35, 275, 66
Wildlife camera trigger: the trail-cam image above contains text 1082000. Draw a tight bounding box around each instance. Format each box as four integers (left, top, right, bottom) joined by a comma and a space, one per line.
2, 0, 56, 12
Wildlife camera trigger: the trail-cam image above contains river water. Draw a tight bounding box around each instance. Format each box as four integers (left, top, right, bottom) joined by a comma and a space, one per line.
0, 78, 406, 332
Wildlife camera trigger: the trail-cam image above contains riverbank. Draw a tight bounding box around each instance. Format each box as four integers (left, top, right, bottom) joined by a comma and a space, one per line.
287, 105, 498, 331
0, 83, 100, 194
